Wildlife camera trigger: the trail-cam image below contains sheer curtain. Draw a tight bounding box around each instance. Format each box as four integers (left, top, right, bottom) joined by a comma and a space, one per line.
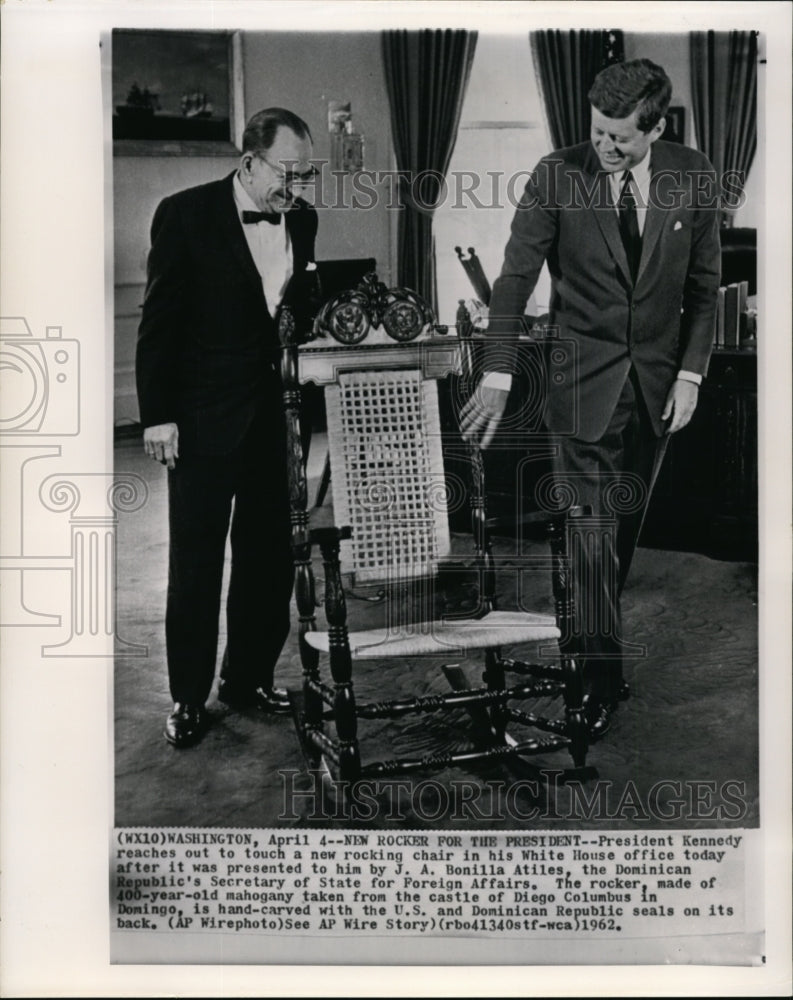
382, 29, 477, 309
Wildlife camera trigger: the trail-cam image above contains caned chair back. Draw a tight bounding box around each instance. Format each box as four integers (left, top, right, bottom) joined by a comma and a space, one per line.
325, 368, 450, 584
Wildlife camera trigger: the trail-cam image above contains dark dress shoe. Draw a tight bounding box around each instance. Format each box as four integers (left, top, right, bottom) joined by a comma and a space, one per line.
218, 679, 291, 714
584, 682, 630, 742
164, 703, 208, 748
584, 681, 631, 743
585, 699, 616, 741
254, 686, 291, 714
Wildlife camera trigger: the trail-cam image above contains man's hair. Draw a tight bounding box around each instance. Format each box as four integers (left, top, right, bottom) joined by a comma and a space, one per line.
588, 59, 672, 133
242, 107, 312, 153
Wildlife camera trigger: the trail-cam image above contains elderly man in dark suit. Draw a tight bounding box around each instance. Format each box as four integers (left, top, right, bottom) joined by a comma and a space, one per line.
461, 59, 720, 739
136, 107, 319, 747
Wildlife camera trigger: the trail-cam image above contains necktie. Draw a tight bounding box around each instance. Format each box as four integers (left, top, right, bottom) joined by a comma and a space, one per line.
242, 210, 281, 226
617, 171, 641, 283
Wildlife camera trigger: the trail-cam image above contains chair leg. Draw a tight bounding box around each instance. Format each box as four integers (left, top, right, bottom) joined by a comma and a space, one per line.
293, 548, 324, 769
549, 512, 588, 768
280, 321, 328, 771
562, 654, 588, 768
483, 648, 507, 744
299, 637, 324, 769
319, 536, 361, 783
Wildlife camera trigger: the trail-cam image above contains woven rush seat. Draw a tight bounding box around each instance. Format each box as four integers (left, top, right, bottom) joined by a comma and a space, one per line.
305, 609, 560, 658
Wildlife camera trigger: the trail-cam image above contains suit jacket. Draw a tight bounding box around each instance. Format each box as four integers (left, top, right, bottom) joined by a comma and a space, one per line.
487, 140, 721, 441
136, 171, 318, 455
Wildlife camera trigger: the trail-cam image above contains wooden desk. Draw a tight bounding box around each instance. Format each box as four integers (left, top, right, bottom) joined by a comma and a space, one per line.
642, 347, 758, 560
444, 337, 758, 560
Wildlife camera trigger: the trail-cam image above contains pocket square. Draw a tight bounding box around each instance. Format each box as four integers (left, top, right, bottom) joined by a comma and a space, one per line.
673, 221, 683, 231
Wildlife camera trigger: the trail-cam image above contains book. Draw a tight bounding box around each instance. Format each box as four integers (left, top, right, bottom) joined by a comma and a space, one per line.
723, 283, 740, 347
738, 280, 749, 343
715, 287, 726, 346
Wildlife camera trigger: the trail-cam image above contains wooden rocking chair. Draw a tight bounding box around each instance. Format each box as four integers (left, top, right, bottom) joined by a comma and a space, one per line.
277, 274, 591, 784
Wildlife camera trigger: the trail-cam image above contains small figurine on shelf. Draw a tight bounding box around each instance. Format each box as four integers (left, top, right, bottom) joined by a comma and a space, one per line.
741, 307, 758, 350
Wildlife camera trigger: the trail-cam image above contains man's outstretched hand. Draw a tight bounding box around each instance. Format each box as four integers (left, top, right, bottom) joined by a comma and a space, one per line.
662, 379, 699, 435
459, 384, 509, 450
143, 422, 179, 469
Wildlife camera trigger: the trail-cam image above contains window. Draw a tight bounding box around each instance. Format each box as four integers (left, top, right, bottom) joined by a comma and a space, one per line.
434, 34, 553, 325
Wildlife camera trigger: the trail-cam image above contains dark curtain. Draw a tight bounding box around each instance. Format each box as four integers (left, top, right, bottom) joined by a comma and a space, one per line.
530, 30, 624, 149
690, 30, 758, 222
382, 29, 477, 309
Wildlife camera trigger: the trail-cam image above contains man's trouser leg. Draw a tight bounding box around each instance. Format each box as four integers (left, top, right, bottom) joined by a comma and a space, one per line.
223, 405, 294, 692
166, 452, 234, 706
551, 371, 664, 701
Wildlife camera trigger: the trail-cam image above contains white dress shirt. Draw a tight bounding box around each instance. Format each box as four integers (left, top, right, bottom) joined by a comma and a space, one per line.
233, 172, 292, 319
483, 147, 701, 393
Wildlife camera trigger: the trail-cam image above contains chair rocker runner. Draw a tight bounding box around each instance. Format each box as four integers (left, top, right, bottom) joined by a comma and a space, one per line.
277, 278, 592, 785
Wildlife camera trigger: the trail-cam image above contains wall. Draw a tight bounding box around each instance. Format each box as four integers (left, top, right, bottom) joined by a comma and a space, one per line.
624, 33, 694, 145
114, 30, 394, 283
114, 30, 395, 424
243, 32, 394, 274
624, 32, 759, 227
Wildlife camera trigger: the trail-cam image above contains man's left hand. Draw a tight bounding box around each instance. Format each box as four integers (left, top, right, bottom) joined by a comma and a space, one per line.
459, 384, 509, 450
662, 378, 699, 434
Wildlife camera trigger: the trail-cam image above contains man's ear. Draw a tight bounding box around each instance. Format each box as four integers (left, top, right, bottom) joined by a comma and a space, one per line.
650, 118, 666, 143
240, 152, 255, 176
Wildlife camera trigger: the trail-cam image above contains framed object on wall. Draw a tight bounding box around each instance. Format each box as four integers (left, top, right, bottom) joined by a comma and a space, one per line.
330, 132, 365, 173
112, 28, 244, 156
661, 105, 686, 144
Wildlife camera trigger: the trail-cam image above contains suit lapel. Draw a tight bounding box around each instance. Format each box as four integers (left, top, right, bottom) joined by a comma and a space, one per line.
285, 202, 313, 274
636, 142, 685, 285
216, 172, 267, 295
218, 174, 314, 318
583, 143, 688, 288
583, 148, 633, 287
636, 186, 664, 286
216, 175, 314, 315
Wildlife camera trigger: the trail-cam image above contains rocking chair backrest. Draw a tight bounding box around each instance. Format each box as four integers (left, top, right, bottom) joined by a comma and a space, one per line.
281, 271, 461, 590
325, 367, 451, 584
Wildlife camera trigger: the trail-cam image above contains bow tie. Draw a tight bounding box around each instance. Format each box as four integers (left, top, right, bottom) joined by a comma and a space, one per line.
242, 210, 281, 226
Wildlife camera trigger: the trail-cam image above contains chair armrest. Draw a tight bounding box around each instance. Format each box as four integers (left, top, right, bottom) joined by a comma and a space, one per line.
309, 525, 352, 546
485, 505, 590, 532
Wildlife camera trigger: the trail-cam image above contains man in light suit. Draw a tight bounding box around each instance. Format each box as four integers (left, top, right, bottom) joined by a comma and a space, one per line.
136, 107, 319, 747
461, 59, 720, 738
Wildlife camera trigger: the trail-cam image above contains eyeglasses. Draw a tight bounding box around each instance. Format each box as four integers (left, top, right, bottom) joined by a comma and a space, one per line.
256, 152, 319, 186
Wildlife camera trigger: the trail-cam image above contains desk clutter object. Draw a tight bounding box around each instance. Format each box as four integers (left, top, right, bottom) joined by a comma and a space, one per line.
276, 274, 597, 784
454, 245, 492, 305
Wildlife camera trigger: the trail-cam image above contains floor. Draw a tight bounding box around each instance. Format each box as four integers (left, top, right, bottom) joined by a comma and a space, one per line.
113, 435, 759, 831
